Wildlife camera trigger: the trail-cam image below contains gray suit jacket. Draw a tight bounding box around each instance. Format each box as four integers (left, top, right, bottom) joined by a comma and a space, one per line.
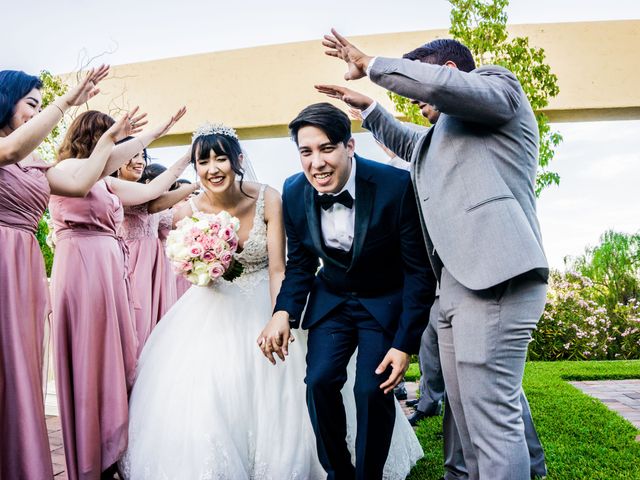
363, 58, 548, 290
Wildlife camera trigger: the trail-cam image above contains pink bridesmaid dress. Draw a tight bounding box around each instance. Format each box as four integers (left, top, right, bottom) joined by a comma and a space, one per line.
119, 203, 163, 355
153, 209, 178, 318
49, 179, 138, 480
0, 163, 54, 479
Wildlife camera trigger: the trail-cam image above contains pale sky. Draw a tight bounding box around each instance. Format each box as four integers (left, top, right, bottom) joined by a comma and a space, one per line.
4, 0, 640, 270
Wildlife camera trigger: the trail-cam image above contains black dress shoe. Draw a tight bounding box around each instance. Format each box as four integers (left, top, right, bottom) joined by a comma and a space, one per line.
405, 399, 419, 408
408, 409, 428, 426
393, 384, 408, 400
408, 404, 442, 426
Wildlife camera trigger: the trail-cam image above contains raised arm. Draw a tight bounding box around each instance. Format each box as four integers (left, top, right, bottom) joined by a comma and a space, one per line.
147, 183, 199, 214
107, 150, 191, 206
46, 111, 141, 196
322, 29, 522, 125
369, 59, 521, 125
101, 106, 187, 177
315, 84, 424, 161
0, 66, 109, 166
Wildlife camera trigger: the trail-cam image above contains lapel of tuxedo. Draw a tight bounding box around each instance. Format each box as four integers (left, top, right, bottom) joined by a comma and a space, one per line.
348, 156, 375, 272
303, 182, 344, 268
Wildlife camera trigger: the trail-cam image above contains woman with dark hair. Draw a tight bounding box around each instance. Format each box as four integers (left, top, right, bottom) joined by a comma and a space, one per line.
120, 123, 319, 479
49, 107, 189, 480
116, 153, 198, 353
0, 66, 139, 480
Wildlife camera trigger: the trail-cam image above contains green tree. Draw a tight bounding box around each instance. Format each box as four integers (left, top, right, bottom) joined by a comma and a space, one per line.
388, 0, 562, 196
36, 71, 68, 275
568, 230, 640, 313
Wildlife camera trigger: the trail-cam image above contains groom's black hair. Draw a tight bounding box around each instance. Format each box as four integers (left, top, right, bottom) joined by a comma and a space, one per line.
288, 102, 351, 146
403, 39, 476, 73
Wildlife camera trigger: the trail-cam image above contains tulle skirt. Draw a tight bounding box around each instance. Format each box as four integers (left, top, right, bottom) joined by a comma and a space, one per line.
120, 269, 422, 479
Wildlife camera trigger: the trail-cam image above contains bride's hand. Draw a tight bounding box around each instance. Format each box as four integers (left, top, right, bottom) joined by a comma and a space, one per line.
257, 311, 294, 365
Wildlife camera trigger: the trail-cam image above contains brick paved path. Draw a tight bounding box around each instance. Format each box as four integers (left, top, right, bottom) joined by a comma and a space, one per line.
570, 379, 640, 440
47, 382, 421, 479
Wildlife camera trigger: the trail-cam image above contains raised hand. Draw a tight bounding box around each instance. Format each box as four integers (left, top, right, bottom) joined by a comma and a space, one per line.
105, 107, 147, 143
149, 106, 187, 140
322, 29, 373, 81
61, 65, 110, 107
315, 84, 374, 111
376, 348, 410, 394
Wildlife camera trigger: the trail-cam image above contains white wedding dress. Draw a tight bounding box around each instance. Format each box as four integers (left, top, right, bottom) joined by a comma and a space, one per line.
120, 185, 423, 479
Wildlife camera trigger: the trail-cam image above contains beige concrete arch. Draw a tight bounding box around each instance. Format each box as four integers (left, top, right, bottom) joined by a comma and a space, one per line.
71, 20, 640, 147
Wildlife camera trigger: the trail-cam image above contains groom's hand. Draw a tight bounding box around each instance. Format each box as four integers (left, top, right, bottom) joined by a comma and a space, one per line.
376, 348, 410, 394
257, 311, 294, 365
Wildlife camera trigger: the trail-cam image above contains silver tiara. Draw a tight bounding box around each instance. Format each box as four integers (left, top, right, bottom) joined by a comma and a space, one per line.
192, 122, 238, 141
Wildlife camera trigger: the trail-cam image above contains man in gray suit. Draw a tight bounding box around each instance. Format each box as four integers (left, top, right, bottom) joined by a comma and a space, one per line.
322, 87, 547, 479
321, 31, 549, 480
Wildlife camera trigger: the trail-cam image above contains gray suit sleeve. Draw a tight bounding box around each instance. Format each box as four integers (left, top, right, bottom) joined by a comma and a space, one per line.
361, 103, 426, 162
369, 58, 522, 125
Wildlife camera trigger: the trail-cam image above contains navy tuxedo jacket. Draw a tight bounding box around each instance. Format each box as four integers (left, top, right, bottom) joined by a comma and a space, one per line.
274, 156, 436, 353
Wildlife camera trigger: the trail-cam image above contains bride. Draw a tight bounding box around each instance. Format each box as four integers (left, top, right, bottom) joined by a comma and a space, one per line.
120, 124, 422, 479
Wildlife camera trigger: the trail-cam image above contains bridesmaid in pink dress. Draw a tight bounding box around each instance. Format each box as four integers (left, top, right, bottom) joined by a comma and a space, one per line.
116, 157, 196, 353
141, 164, 197, 316
0, 67, 129, 480
50, 108, 188, 480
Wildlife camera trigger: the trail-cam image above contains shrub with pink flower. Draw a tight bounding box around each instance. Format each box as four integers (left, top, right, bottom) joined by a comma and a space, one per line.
529, 270, 640, 361
166, 211, 243, 286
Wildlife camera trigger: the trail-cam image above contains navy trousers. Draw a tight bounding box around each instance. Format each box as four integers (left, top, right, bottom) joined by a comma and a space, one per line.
305, 297, 396, 480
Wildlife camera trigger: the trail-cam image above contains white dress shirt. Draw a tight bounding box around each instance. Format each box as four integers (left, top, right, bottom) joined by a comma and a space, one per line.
319, 159, 356, 252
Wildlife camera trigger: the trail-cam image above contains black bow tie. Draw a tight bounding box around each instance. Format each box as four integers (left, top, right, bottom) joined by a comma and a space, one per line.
317, 190, 354, 210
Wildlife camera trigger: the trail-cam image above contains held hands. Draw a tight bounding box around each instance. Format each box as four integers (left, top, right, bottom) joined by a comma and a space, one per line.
104, 107, 148, 143
257, 311, 295, 365
322, 28, 373, 81
60, 65, 110, 108
376, 348, 410, 394
314, 85, 374, 111
149, 106, 187, 140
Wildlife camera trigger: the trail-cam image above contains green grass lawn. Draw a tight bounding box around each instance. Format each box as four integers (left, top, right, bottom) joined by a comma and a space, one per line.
405, 360, 640, 480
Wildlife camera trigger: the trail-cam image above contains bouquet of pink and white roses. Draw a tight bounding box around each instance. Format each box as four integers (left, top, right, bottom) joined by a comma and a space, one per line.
166, 211, 243, 286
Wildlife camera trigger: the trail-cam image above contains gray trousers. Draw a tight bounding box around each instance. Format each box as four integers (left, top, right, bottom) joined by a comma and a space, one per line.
436, 269, 548, 480
417, 303, 445, 414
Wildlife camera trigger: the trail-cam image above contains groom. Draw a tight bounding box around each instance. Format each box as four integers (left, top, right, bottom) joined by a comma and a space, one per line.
259, 102, 435, 480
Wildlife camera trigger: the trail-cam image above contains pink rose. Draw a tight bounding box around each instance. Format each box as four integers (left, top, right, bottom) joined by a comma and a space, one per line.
172, 260, 192, 274
213, 238, 227, 256
220, 226, 234, 242
220, 251, 233, 267
228, 237, 239, 251
202, 250, 216, 263
209, 223, 220, 235
208, 262, 225, 279
189, 243, 204, 258
189, 227, 203, 242
201, 235, 216, 251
